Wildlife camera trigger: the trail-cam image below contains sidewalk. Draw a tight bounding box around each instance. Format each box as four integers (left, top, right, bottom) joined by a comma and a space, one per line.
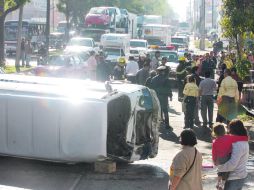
140, 90, 254, 190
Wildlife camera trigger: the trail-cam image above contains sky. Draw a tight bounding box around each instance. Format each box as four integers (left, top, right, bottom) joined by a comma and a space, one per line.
168, 0, 188, 21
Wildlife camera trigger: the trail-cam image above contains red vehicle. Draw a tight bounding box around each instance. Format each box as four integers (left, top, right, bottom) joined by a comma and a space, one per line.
85, 7, 111, 27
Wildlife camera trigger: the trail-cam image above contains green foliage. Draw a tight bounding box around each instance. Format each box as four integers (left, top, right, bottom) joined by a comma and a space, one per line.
235, 59, 252, 80
221, 0, 254, 79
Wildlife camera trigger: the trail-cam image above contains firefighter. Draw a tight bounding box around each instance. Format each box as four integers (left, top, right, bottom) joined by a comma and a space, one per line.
176, 57, 188, 101
113, 57, 126, 80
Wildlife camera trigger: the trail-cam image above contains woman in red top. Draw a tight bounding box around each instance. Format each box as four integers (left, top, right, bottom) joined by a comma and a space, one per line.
212, 123, 248, 189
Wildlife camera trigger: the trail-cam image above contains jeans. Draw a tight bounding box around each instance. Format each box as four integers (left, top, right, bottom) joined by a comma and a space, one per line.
26, 54, 31, 66
21, 51, 25, 66
201, 95, 214, 126
224, 178, 246, 190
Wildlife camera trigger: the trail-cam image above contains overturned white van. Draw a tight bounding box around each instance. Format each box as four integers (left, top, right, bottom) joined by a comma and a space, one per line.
0, 75, 160, 163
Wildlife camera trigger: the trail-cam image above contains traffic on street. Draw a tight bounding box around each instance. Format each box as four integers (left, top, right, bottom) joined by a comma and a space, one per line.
0, 0, 254, 190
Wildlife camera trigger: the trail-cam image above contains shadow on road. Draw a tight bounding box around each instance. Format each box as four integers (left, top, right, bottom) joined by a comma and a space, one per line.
168, 107, 181, 115
193, 126, 212, 143
159, 125, 180, 144
0, 156, 169, 190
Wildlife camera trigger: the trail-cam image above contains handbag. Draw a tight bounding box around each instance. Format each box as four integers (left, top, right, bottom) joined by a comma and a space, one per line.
182, 148, 197, 178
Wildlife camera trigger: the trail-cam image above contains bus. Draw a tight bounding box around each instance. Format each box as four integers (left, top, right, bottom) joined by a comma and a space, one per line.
4, 20, 46, 55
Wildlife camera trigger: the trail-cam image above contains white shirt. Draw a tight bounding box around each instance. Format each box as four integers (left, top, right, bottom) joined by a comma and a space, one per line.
126, 60, 139, 75
218, 141, 249, 180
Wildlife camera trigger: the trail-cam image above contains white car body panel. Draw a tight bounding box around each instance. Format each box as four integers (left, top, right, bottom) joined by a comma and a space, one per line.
0, 75, 160, 163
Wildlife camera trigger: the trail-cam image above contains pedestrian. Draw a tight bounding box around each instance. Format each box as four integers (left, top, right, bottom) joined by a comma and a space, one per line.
125, 55, 139, 83
151, 50, 160, 70
210, 51, 217, 69
25, 39, 32, 67
160, 56, 170, 76
96, 51, 110, 81
145, 70, 157, 89
169, 129, 203, 190
216, 69, 239, 123
192, 66, 202, 126
87, 51, 97, 80
217, 119, 249, 190
151, 66, 173, 130
113, 57, 126, 80
138, 53, 146, 69
176, 57, 188, 102
183, 75, 199, 129
20, 38, 26, 67
211, 123, 248, 190
199, 71, 217, 128
136, 62, 150, 85
201, 53, 216, 78
231, 67, 243, 100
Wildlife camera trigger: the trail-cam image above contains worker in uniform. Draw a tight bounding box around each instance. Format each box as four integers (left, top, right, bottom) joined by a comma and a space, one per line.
113, 57, 126, 80
176, 57, 188, 102
151, 66, 173, 130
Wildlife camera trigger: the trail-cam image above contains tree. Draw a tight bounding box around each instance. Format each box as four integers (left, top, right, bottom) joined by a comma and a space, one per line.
0, 0, 29, 66
220, 0, 254, 79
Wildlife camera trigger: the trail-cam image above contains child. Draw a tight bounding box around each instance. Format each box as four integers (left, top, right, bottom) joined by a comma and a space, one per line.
212, 123, 248, 190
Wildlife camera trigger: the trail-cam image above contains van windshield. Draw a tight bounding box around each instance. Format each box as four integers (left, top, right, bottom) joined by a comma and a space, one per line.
68, 38, 92, 47
104, 48, 125, 56
130, 41, 146, 48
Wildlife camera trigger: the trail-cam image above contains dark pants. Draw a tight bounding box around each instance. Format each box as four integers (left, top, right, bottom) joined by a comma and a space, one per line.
158, 96, 169, 126
161, 108, 169, 126
224, 178, 246, 190
194, 97, 201, 124
177, 80, 184, 101
201, 95, 214, 126
184, 96, 196, 129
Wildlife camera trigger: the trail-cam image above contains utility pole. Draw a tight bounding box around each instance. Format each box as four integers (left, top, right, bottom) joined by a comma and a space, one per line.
200, 0, 205, 50
15, 5, 24, 72
46, 0, 50, 57
212, 0, 214, 28
52, 0, 55, 31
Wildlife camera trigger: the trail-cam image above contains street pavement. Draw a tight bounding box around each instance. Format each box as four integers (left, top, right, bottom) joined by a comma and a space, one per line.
0, 91, 253, 190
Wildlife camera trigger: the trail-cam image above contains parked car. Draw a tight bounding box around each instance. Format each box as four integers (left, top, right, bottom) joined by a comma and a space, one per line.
0, 74, 160, 163
64, 37, 96, 53
85, 7, 111, 28
26, 53, 90, 79
49, 32, 66, 49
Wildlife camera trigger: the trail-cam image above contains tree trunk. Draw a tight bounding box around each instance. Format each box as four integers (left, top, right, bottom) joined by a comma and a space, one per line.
0, 15, 5, 66
235, 34, 242, 60
66, 1, 70, 42
15, 5, 24, 72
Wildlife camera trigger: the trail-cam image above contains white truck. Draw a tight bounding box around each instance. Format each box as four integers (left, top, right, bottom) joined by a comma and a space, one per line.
143, 24, 171, 46
130, 39, 148, 58
101, 33, 130, 63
